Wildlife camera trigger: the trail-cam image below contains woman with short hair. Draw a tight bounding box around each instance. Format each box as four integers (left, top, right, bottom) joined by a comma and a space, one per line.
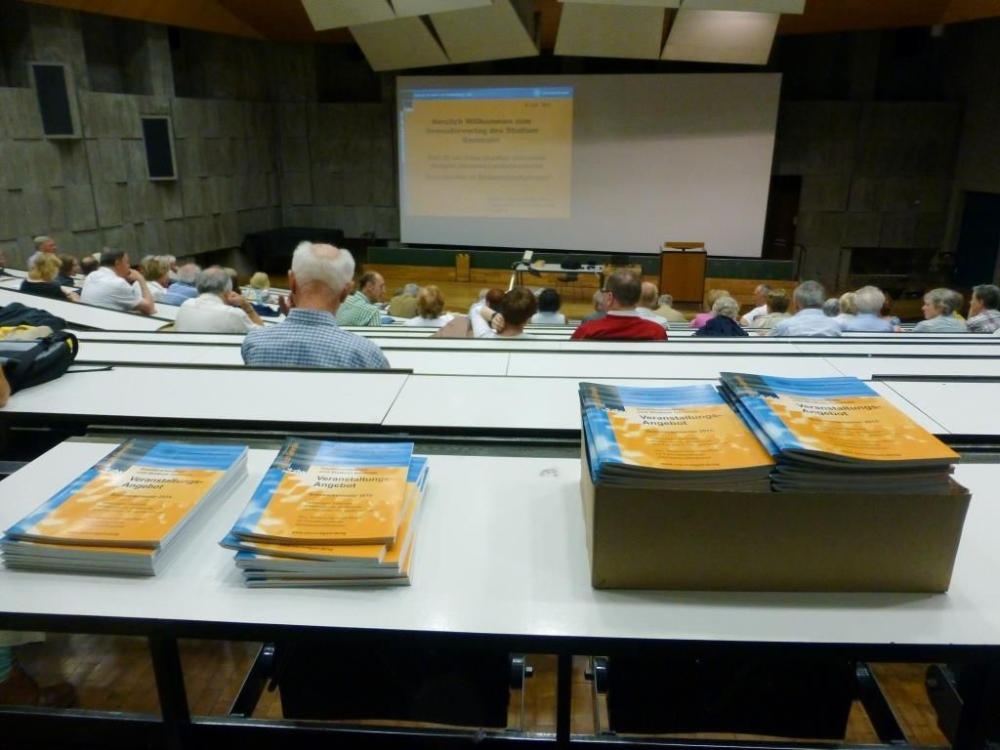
404, 286, 454, 328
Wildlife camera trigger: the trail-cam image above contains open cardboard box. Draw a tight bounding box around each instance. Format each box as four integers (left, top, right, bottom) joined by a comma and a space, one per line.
580, 443, 971, 592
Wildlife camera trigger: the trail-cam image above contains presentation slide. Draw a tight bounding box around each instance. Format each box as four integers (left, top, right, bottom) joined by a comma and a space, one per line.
401, 87, 573, 220
397, 74, 782, 257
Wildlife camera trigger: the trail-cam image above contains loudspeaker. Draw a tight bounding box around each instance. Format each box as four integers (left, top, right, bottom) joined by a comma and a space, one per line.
29, 62, 80, 138
141, 116, 178, 181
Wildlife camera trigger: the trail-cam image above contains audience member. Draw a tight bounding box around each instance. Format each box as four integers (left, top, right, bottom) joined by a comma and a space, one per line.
80, 256, 99, 276
690, 289, 730, 329
160, 263, 200, 305
472, 287, 538, 339
571, 270, 667, 341
821, 298, 841, 317
242, 243, 388, 369
739, 284, 771, 326
139, 257, 170, 302
337, 271, 385, 327
20, 255, 79, 302
159, 255, 179, 280
912, 288, 967, 333
55, 255, 79, 287
753, 289, 791, 330
966, 284, 1000, 333
695, 295, 748, 337
841, 286, 895, 332
770, 281, 842, 337
26, 235, 58, 269
531, 288, 566, 325
835, 292, 857, 323
880, 293, 901, 330
175, 266, 264, 333
404, 286, 454, 328
79, 249, 155, 315
635, 282, 669, 329
949, 290, 966, 321
653, 293, 687, 323
247, 271, 272, 304
389, 283, 420, 318
581, 289, 607, 323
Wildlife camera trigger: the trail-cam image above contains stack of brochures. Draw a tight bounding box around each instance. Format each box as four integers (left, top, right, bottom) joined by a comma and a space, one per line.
2, 440, 249, 576
718, 372, 960, 492
221, 439, 427, 587
580, 382, 775, 490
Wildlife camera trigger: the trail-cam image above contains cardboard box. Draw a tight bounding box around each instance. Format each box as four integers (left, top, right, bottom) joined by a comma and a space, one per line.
580, 444, 971, 592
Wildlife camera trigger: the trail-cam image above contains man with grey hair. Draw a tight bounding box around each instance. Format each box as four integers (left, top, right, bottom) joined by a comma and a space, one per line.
739, 283, 771, 326
174, 266, 264, 333
26, 235, 58, 269
241, 242, 388, 369
653, 293, 687, 323
913, 288, 967, 333
635, 282, 669, 329
160, 263, 200, 305
770, 280, 842, 337
581, 289, 607, 324
388, 283, 420, 318
842, 286, 894, 332
966, 284, 1000, 333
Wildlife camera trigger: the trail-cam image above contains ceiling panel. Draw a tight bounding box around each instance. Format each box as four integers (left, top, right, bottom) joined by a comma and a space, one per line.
350, 16, 450, 71
431, 0, 539, 65
662, 9, 779, 65
301, 0, 395, 31
555, 3, 666, 59
391, 0, 492, 16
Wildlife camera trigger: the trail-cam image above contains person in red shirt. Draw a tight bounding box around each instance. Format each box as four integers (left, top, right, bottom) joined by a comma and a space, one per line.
571, 269, 667, 341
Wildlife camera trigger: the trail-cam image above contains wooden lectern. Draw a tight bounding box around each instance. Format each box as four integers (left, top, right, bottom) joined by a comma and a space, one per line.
659, 242, 706, 305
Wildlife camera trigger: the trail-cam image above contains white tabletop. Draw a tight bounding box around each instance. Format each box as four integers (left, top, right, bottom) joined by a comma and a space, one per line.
2, 441, 1000, 647
864, 382, 950, 434
4, 367, 409, 426
507, 352, 844, 379
877, 381, 1000, 436
829, 357, 1000, 380
0, 288, 168, 332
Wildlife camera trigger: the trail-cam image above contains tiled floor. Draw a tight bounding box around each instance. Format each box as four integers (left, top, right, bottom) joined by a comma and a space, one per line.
14, 634, 949, 744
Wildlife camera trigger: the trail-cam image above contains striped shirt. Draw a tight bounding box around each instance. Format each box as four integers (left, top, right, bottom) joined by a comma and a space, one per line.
241, 308, 389, 369
336, 291, 381, 327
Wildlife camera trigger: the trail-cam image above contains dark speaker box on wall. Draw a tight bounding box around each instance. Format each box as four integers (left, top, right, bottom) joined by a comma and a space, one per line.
141, 116, 178, 181
29, 62, 81, 138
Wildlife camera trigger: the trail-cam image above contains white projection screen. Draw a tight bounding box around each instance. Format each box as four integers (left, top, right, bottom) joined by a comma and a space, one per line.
397, 73, 781, 257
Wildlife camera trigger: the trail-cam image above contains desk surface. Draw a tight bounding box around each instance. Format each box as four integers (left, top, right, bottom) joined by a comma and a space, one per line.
879, 381, 1000, 436
829, 356, 1000, 380
2, 441, 999, 647
0, 288, 168, 332
506, 352, 844, 379
4, 366, 409, 427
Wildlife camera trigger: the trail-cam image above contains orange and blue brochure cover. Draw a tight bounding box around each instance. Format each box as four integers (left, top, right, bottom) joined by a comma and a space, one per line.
580, 382, 774, 483
719, 372, 959, 466
230, 439, 413, 545
4, 440, 248, 549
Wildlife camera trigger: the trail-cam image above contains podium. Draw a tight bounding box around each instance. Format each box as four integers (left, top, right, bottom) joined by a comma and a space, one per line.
659, 242, 706, 304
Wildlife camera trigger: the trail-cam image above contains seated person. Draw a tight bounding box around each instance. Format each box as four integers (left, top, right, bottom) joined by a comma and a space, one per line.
159, 263, 200, 305
653, 293, 687, 323
242, 242, 388, 369
880, 293, 902, 330
139, 257, 170, 302
245, 271, 272, 304
822, 298, 841, 317
389, 283, 420, 318
80, 255, 99, 276
472, 287, 538, 339
581, 289, 607, 323
531, 288, 566, 325
835, 292, 857, 324
690, 289, 730, 329
404, 286, 454, 328
19, 255, 79, 302
770, 281, 842, 337
337, 271, 385, 327
635, 283, 669, 329
842, 286, 895, 332
738, 284, 771, 326
966, 284, 1000, 333
949, 290, 966, 321
912, 288, 967, 333
79, 249, 156, 315
175, 266, 264, 333
55, 254, 79, 287
753, 289, 791, 330
571, 270, 667, 341
695, 296, 748, 337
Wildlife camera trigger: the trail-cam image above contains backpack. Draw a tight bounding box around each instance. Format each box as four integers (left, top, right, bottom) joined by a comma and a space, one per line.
0, 301, 67, 330
0, 330, 79, 393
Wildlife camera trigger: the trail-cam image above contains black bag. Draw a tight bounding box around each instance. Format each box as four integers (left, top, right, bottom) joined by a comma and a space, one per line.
0, 302, 67, 330
0, 331, 79, 393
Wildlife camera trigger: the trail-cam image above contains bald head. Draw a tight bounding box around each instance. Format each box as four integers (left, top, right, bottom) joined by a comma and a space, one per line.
639, 282, 659, 309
